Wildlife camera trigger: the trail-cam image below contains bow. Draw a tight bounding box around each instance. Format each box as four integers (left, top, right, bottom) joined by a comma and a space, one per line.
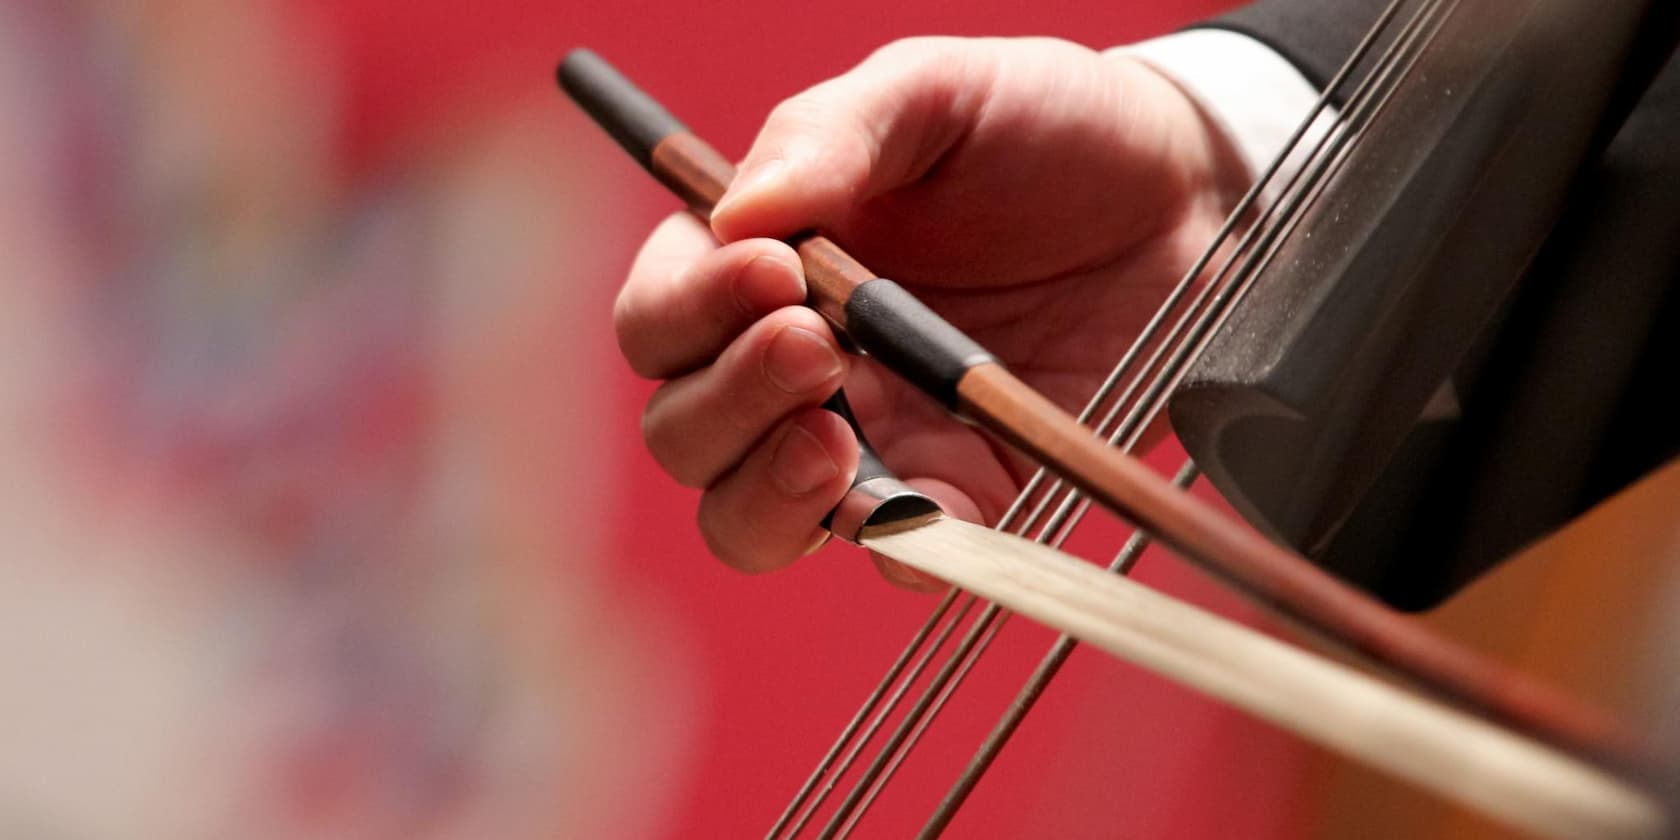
560, 0, 1679, 833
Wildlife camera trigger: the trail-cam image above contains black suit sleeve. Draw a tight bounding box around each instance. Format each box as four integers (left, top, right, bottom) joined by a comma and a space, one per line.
1202, 0, 1392, 93
1184, 0, 1680, 610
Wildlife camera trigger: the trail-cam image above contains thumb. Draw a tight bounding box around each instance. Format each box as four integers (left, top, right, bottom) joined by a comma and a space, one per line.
711, 38, 993, 243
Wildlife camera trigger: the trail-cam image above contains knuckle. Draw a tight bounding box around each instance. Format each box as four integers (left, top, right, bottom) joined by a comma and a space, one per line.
640, 390, 710, 489
866, 36, 964, 71
868, 36, 935, 61
616, 261, 708, 379
762, 95, 827, 142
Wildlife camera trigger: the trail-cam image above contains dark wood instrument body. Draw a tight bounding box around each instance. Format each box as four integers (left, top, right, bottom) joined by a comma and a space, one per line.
1170, 0, 1677, 608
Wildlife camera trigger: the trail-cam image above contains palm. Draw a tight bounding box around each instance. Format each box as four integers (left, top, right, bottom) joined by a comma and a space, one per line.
815, 46, 1239, 522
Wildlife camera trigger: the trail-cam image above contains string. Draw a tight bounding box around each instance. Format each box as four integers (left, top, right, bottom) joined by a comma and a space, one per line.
772, 0, 1447, 834
778, 594, 980, 837
764, 587, 963, 837
835, 610, 1011, 838
1010, 0, 1453, 601
916, 467, 1195, 838
781, 1, 1417, 829
916, 3, 1462, 833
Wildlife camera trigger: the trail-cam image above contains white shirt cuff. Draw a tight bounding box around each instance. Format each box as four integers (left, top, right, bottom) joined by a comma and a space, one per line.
1115, 29, 1337, 209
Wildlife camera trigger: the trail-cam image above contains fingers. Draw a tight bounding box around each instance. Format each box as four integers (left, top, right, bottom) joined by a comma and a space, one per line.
711, 37, 994, 242
642, 306, 847, 489
698, 407, 859, 574
616, 213, 807, 379
618, 218, 863, 577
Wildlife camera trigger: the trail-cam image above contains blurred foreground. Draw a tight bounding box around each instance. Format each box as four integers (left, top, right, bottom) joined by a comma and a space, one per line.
0, 2, 683, 836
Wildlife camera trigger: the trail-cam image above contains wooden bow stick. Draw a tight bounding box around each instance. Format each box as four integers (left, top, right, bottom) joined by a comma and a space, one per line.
555, 47, 1639, 767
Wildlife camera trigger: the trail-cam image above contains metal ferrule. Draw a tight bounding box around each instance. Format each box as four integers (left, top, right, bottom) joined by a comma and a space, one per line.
828, 476, 941, 543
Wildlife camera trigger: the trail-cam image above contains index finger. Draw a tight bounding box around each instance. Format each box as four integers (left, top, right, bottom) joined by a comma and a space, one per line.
615, 212, 806, 379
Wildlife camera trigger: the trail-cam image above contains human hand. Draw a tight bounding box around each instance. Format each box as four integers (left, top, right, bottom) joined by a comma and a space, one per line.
614, 36, 1249, 586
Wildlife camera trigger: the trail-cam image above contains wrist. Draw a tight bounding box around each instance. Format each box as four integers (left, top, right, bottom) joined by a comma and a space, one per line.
1099, 50, 1255, 220
1112, 29, 1337, 211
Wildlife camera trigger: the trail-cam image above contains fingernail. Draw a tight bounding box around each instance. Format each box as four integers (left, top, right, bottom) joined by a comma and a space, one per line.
715, 158, 787, 218
763, 326, 842, 394
733, 255, 805, 316
771, 423, 839, 496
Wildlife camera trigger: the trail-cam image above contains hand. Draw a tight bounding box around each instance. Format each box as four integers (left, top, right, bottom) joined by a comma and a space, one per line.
614, 36, 1249, 586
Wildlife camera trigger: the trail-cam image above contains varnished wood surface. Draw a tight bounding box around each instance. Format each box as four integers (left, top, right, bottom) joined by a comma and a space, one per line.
788, 234, 875, 332
649, 132, 734, 215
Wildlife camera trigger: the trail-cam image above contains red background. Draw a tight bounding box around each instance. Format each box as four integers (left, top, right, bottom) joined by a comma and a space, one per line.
283, 1, 1325, 836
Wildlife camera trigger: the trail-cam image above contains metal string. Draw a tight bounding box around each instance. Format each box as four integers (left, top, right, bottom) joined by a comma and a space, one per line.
916, 467, 1195, 838
772, 0, 1448, 834
811, 3, 1430, 830
836, 609, 1011, 837
764, 587, 962, 838
782, 1, 1412, 828
777, 593, 980, 837
989, 0, 1452, 607
913, 6, 1464, 829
